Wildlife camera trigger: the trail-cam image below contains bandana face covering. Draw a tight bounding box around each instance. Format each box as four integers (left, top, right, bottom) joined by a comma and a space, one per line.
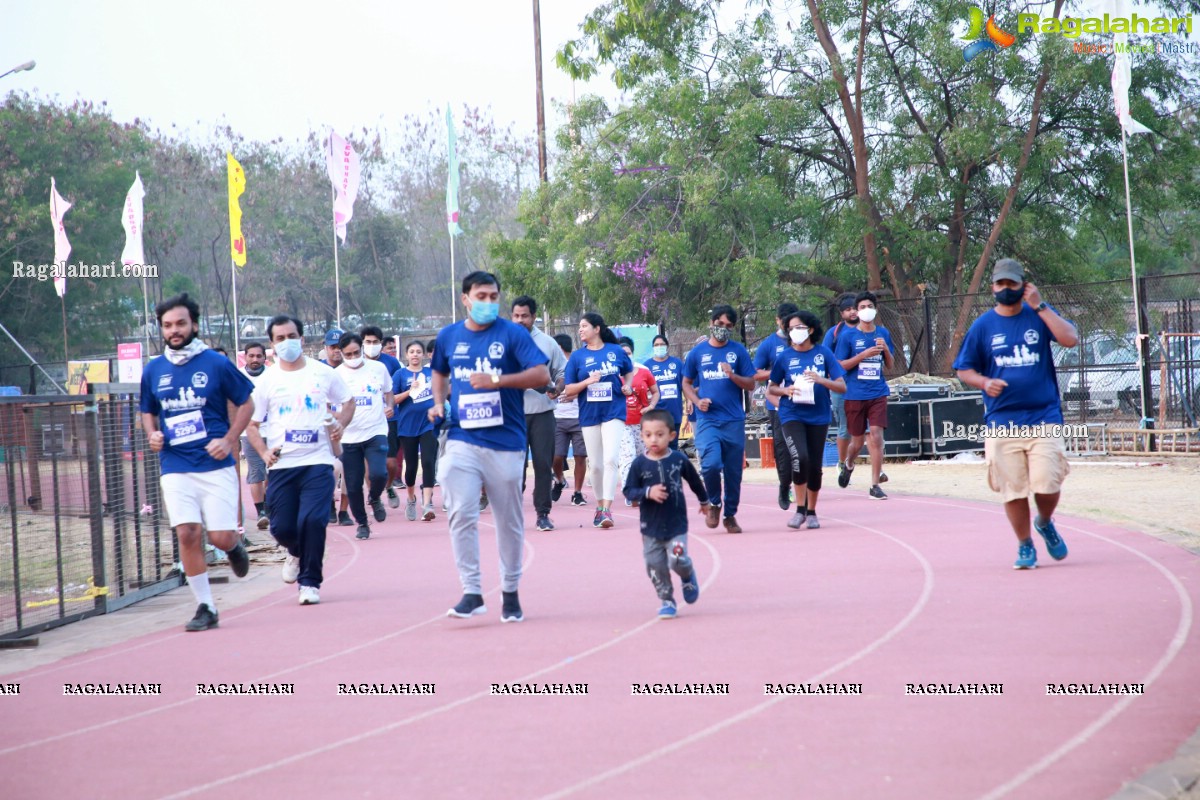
164, 337, 208, 366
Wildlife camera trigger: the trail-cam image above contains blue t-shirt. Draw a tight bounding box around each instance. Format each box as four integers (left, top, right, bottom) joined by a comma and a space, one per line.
564, 344, 633, 427
753, 331, 790, 410
139, 350, 254, 475
643, 356, 685, 426
834, 326, 895, 401
952, 305, 1064, 426
769, 345, 846, 426
373, 353, 402, 377
682, 340, 754, 422
822, 321, 858, 353
431, 319, 548, 451
392, 365, 435, 438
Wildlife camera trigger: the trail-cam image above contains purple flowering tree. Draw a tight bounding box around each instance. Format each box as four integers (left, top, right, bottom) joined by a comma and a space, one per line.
610, 252, 666, 315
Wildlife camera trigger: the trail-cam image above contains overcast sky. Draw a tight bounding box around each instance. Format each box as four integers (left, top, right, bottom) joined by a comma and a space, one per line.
0, 0, 625, 145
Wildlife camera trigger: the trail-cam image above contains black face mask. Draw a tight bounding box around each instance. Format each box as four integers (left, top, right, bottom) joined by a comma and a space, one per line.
994, 285, 1025, 306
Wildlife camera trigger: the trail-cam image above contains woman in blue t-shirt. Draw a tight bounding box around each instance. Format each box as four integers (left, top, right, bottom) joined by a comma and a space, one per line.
563, 312, 633, 529
392, 341, 438, 521
768, 310, 846, 531
644, 333, 685, 450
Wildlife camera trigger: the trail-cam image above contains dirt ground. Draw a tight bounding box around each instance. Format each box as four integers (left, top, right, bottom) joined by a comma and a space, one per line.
743, 456, 1200, 552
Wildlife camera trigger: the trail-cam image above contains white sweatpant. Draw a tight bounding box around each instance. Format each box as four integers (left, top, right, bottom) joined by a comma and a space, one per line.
582, 418, 625, 503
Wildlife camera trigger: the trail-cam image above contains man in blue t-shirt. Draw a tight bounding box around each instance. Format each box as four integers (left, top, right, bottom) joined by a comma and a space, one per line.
139, 293, 255, 632
954, 258, 1079, 570
822, 293, 859, 472
834, 290, 895, 499
683, 304, 757, 533
430, 271, 550, 623
753, 301, 799, 510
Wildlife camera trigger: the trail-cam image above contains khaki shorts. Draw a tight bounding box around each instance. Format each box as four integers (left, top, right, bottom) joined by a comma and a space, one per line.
984, 436, 1071, 502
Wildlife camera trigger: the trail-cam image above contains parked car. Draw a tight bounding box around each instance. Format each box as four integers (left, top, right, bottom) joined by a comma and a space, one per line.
1064, 337, 1200, 423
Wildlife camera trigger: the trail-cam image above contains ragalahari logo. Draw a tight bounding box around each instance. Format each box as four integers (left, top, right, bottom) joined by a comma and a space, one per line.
961, 7, 1016, 61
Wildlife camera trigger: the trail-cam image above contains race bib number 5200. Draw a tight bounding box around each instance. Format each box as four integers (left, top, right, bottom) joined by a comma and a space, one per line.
458, 391, 503, 429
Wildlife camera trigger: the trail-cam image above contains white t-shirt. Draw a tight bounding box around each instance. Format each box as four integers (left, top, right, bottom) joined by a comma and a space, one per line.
251, 359, 352, 469
554, 394, 580, 421
336, 360, 391, 444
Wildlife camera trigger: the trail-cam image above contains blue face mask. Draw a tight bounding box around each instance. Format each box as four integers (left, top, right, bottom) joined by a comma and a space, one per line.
469, 300, 500, 325
653, 345, 668, 359
274, 338, 303, 363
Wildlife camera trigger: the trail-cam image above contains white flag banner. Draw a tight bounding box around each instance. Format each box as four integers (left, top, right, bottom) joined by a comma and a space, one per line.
1111, 0, 1153, 135
50, 177, 72, 298
325, 132, 361, 244
121, 171, 146, 265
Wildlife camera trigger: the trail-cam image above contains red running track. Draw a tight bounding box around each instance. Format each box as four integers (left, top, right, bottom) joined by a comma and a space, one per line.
0, 483, 1197, 799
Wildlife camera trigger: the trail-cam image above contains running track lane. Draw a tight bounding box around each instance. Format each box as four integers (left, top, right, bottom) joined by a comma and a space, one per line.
0, 486, 1196, 799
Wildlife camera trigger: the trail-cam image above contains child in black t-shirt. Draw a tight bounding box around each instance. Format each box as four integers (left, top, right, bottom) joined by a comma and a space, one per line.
622, 409, 710, 618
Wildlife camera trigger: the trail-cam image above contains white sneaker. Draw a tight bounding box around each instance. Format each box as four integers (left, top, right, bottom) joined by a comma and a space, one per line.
298, 586, 320, 605
281, 555, 300, 584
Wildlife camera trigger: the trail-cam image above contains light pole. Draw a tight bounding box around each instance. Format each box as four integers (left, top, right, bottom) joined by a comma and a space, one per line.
532, 1, 547, 184
0, 60, 36, 81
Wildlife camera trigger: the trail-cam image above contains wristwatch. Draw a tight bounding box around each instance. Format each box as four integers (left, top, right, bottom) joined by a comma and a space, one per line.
1035, 302, 1048, 312
491, 373, 500, 386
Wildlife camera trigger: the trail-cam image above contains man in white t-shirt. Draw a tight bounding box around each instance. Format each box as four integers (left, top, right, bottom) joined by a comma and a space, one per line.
335, 332, 394, 540
239, 342, 271, 530
246, 315, 354, 606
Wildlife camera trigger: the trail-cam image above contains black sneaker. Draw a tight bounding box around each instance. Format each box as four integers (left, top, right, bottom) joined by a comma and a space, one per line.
536, 515, 555, 531
778, 485, 791, 511
338, 510, 353, 526
370, 498, 387, 522
869, 484, 888, 500
226, 542, 250, 578
479, 492, 489, 511
448, 593, 487, 618
256, 510, 270, 531
501, 590, 524, 623
185, 603, 218, 632
878, 472, 889, 484
551, 479, 567, 503
328, 507, 337, 524
356, 523, 370, 539
837, 462, 852, 488
570, 492, 587, 507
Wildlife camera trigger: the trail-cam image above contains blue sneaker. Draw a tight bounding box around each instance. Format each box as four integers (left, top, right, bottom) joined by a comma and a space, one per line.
657, 600, 677, 619
1013, 539, 1038, 570
681, 570, 700, 604
1034, 517, 1068, 561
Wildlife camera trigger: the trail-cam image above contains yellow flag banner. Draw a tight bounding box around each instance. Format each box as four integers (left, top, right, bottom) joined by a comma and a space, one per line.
227, 152, 247, 266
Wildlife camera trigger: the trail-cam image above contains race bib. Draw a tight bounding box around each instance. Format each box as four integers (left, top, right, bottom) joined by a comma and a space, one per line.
459, 391, 503, 429
659, 383, 678, 400
164, 410, 206, 445
354, 395, 373, 407
793, 373, 816, 405
859, 360, 882, 381
587, 382, 614, 402
410, 382, 432, 403
285, 429, 319, 444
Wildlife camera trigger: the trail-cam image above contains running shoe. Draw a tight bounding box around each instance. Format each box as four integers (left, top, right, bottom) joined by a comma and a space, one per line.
837, 462, 853, 488
405, 499, 417, 521
281, 555, 300, 584
571, 492, 588, 507
787, 508, 807, 529
869, 484, 888, 500
681, 571, 700, 604
551, 479, 567, 502
778, 485, 791, 511
356, 524, 370, 540
256, 510, 270, 531
479, 492, 489, 511
226, 541, 250, 578
501, 590, 524, 623
658, 600, 677, 619
422, 503, 436, 521
878, 472, 889, 484
370, 497, 387, 522
599, 510, 614, 529
328, 507, 337, 524
448, 593, 487, 618
1034, 517, 1068, 561
1014, 539, 1038, 570
536, 515, 555, 531
723, 516, 743, 534
185, 603, 218, 632
387, 487, 400, 509
806, 513, 820, 529
338, 510, 353, 526
298, 586, 321, 605
593, 509, 605, 528
705, 504, 721, 529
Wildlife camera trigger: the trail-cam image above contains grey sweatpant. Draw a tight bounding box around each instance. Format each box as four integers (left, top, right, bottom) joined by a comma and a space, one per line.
438, 438, 526, 594
642, 534, 693, 602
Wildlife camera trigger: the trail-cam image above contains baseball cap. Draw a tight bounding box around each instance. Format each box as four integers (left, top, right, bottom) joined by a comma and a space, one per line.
324, 328, 345, 347
992, 258, 1024, 284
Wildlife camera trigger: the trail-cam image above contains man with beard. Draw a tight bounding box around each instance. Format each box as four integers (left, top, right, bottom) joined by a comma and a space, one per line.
822, 293, 859, 475
140, 294, 255, 631
240, 342, 271, 530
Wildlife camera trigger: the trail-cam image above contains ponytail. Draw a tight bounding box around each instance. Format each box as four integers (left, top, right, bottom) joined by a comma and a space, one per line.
581, 312, 619, 345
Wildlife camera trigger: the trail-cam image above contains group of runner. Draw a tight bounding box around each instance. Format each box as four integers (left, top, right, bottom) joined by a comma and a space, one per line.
140, 257, 1078, 629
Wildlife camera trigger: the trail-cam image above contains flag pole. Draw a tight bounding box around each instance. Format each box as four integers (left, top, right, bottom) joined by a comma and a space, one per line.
232, 256, 240, 358
142, 276, 152, 355
60, 294, 69, 366
450, 236, 457, 323
1120, 125, 1152, 430
333, 186, 342, 328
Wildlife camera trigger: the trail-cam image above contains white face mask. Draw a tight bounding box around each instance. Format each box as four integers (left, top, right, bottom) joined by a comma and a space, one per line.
343, 357, 364, 369
858, 308, 877, 323
363, 343, 382, 358
789, 328, 809, 345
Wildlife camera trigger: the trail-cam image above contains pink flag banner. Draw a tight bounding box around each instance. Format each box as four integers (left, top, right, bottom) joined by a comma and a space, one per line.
325, 132, 361, 243
121, 172, 146, 265
50, 177, 72, 297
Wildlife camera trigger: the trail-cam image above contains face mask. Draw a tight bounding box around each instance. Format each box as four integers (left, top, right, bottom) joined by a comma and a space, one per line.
710, 326, 730, 343
363, 343, 382, 358
653, 345, 668, 359
343, 357, 364, 369
789, 329, 809, 345
994, 285, 1024, 306
858, 308, 877, 323
275, 338, 303, 363
469, 301, 500, 325
245, 363, 265, 376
